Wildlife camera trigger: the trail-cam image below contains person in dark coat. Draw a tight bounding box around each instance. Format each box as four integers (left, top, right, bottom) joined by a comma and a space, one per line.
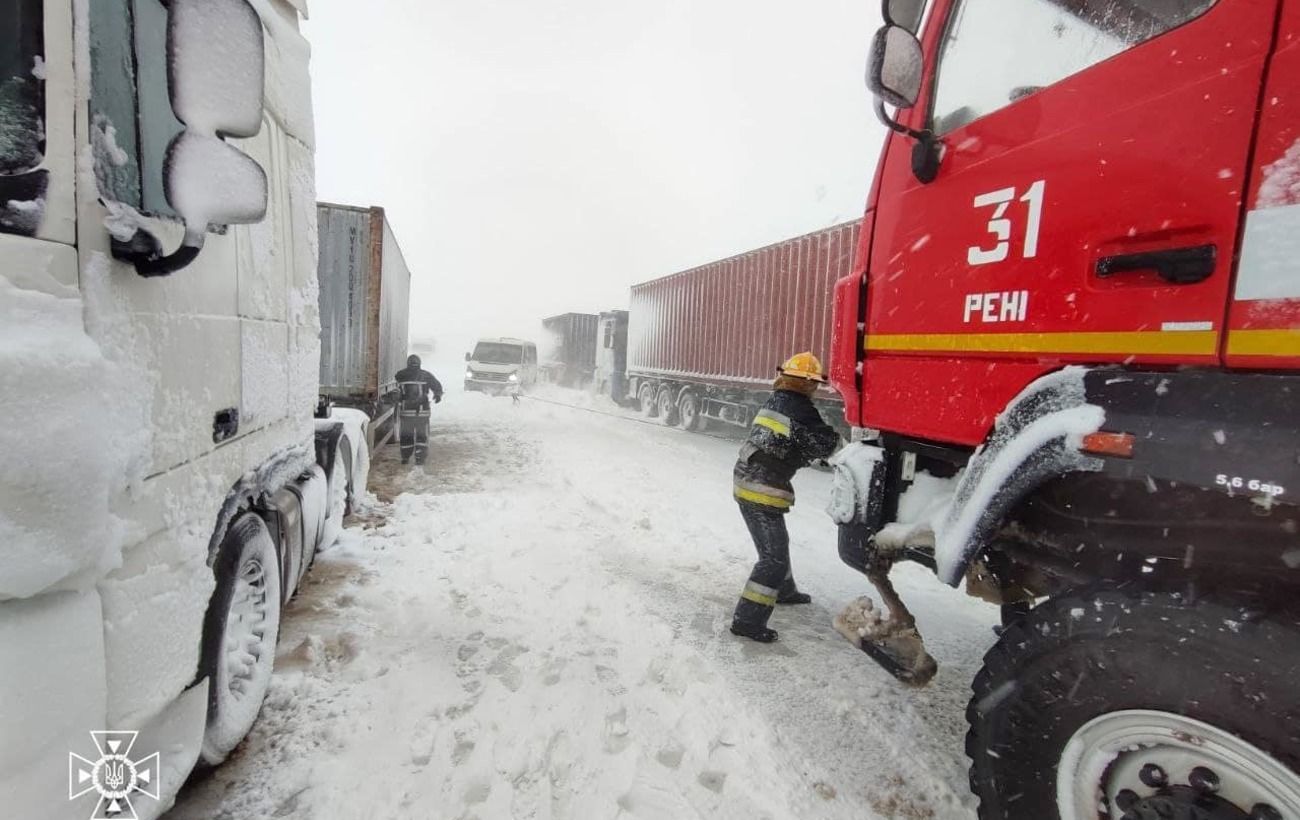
394, 354, 443, 465
730, 352, 840, 643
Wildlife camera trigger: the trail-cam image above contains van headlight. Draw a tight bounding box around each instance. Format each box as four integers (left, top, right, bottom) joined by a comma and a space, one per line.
508, 373, 519, 382
465, 370, 475, 380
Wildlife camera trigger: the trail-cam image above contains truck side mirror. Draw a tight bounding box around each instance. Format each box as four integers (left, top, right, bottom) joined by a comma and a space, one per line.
465, 352, 471, 361
866, 23, 942, 184
867, 25, 922, 109
883, 0, 925, 34
112, 0, 268, 277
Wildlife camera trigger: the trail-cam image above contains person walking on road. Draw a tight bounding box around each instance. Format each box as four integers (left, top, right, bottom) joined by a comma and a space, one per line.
394, 354, 443, 465
730, 352, 840, 643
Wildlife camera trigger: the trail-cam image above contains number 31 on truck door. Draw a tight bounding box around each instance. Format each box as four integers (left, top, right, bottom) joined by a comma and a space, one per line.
968, 180, 1045, 266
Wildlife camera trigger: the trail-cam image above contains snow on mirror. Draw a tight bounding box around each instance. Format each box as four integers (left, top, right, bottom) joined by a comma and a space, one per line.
867, 25, 923, 109
112, 0, 268, 276
168, 0, 264, 136
166, 132, 267, 238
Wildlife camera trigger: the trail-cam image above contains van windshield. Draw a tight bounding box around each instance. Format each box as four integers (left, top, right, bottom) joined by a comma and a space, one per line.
0, 0, 45, 175
472, 343, 523, 365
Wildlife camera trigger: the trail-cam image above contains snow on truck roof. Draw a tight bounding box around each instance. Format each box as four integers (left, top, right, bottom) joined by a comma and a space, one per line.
476, 337, 533, 346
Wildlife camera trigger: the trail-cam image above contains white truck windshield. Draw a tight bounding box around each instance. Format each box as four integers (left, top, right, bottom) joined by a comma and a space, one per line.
473, 343, 523, 364
0, 0, 44, 175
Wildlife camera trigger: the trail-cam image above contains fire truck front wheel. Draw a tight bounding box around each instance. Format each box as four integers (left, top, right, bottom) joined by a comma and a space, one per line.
966, 587, 1300, 820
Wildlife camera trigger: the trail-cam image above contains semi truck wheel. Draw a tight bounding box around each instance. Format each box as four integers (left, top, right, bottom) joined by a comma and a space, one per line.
639, 383, 658, 417
679, 391, 704, 432
656, 387, 680, 426
967, 587, 1300, 820
199, 513, 283, 764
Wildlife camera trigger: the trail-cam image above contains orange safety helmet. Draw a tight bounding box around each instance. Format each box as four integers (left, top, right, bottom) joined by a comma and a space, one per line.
777, 352, 826, 383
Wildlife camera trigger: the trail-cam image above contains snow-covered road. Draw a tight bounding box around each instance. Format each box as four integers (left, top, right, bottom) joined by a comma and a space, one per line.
168, 387, 999, 820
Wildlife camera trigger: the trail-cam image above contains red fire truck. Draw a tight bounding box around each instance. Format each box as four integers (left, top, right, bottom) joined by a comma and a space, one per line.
830, 1, 1300, 818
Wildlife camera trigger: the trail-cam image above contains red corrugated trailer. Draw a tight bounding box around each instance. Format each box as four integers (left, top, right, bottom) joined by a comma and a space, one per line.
624, 220, 861, 432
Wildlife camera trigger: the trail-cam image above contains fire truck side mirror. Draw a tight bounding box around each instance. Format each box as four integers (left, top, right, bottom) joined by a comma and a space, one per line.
883, 0, 924, 34
867, 25, 922, 109
866, 24, 941, 184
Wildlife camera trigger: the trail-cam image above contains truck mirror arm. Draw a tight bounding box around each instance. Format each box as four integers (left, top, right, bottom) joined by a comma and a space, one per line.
873, 100, 942, 184
111, 226, 203, 278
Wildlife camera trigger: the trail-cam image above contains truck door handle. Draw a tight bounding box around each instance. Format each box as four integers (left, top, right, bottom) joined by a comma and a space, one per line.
1095, 244, 1216, 284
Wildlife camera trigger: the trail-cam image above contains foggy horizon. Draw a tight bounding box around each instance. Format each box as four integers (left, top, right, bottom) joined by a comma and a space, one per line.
303, 0, 885, 356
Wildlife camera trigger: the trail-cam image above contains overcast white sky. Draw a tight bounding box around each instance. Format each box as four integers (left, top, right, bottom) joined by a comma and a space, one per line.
304, 0, 884, 357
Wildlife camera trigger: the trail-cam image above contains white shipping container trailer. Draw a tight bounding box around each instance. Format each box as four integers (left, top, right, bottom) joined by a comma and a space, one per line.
0, 0, 367, 816
317, 202, 412, 448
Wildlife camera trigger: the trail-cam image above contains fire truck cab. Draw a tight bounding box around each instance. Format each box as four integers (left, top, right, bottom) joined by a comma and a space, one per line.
829, 0, 1300, 817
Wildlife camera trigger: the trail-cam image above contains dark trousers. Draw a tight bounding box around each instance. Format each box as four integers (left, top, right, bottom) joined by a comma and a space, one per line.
732, 502, 799, 628
399, 409, 429, 464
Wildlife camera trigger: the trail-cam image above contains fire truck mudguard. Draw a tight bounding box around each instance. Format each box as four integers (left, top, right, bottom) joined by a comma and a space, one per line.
837, 365, 1300, 590
933, 368, 1106, 586
922, 366, 1300, 588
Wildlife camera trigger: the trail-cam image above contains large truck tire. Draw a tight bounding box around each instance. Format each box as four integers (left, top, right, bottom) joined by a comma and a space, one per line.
199, 513, 284, 764
678, 391, 704, 432
967, 587, 1300, 820
656, 386, 681, 426
638, 382, 658, 418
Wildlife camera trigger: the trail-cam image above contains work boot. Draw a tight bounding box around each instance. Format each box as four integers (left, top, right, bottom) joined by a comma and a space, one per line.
777, 591, 812, 605
730, 622, 778, 643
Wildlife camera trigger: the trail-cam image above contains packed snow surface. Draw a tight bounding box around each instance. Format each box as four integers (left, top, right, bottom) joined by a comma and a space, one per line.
168, 381, 998, 820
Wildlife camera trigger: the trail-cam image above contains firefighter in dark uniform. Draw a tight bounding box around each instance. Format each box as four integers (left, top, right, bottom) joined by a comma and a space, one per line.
730, 352, 840, 643
394, 354, 443, 465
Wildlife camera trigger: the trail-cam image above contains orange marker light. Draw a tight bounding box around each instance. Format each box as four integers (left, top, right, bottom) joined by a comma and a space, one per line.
1080, 431, 1135, 458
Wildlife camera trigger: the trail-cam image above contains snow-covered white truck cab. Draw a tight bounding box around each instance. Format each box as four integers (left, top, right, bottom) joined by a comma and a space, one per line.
1, 1, 362, 816
464, 337, 538, 395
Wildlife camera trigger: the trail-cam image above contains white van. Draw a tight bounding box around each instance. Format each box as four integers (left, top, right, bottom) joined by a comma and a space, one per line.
464, 338, 538, 395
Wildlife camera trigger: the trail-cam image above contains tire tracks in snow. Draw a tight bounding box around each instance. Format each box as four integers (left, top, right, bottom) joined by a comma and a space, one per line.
169, 391, 995, 820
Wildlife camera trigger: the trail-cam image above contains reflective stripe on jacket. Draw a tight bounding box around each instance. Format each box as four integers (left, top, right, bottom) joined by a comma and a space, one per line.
733, 478, 794, 510
732, 389, 839, 512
